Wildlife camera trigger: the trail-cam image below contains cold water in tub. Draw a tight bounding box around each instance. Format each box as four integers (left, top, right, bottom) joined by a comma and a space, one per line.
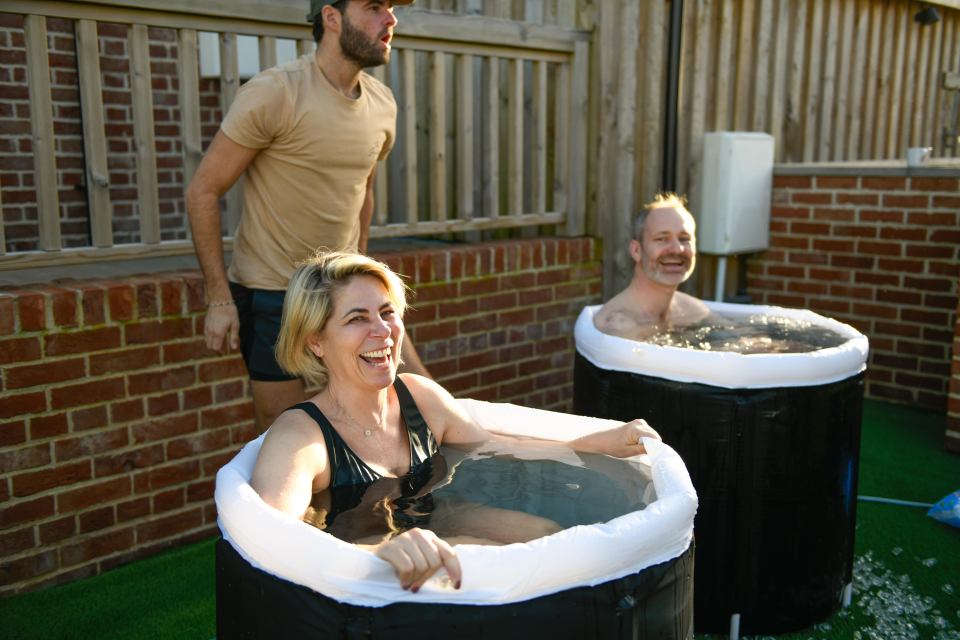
302, 439, 657, 546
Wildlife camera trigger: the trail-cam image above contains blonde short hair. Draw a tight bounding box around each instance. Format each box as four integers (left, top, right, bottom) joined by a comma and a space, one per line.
633, 192, 693, 241
275, 251, 408, 388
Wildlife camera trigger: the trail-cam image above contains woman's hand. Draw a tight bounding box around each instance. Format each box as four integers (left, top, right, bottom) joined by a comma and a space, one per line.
374, 528, 462, 593
610, 419, 661, 457
571, 418, 662, 458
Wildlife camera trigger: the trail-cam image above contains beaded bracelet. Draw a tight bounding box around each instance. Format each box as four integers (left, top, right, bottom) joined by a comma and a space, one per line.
207, 300, 235, 308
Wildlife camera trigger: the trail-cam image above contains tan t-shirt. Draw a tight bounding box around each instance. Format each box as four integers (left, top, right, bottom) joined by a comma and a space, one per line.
221, 54, 396, 290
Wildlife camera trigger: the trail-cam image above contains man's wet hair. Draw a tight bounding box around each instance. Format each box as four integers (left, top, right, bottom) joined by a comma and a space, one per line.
633, 192, 691, 241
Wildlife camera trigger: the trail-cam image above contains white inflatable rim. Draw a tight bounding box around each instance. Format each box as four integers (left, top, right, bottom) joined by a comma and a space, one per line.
215, 398, 697, 607
575, 302, 869, 389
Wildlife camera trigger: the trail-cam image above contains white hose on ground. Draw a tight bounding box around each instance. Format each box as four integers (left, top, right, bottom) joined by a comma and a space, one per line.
857, 495, 933, 508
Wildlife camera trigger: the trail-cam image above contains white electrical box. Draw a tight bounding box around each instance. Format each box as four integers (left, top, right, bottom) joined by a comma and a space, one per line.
697, 132, 775, 255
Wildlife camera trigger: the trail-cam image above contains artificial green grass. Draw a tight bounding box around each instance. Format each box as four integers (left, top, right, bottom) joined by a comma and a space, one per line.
834, 400, 959, 639
1, 399, 957, 639
0, 538, 216, 640
701, 399, 960, 640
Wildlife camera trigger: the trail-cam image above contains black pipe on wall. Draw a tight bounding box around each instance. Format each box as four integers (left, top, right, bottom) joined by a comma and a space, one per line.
662, 0, 684, 193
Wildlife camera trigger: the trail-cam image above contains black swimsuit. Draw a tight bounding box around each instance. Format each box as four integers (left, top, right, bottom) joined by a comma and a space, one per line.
290, 377, 440, 529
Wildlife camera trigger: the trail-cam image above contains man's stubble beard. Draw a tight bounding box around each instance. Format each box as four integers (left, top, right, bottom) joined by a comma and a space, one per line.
640, 252, 695, 288
340, 14, 389, 68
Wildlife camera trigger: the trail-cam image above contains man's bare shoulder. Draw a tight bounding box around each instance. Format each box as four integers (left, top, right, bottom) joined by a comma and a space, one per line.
594, 298, 655, 341
671, 292, 711, 324
594, 289, 711, 340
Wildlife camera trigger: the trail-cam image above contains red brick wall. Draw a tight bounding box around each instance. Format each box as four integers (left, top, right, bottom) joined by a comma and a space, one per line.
0, 14, 222, 250
748, 170, 959, 417
948, 301, 960, 453
0, 237, 601, 594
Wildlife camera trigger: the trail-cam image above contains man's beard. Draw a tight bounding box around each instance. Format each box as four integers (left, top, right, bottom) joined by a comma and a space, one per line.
641, 253, 694, 286
340, 14, 388, 68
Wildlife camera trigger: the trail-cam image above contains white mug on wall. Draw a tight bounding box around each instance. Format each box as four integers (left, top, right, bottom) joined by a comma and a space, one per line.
906, 147, 932, 167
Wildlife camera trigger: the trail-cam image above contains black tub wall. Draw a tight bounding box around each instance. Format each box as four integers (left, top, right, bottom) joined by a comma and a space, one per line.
216, 537, 695, 639
574, 352, 863, 635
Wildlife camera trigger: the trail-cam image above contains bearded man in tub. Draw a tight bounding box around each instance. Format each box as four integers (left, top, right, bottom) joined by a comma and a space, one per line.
251, 251, 661, 592
594, 193, 710, 340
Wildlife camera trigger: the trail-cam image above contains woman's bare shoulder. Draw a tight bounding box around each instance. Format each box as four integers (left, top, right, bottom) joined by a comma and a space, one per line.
251, 406, 331, 511
252, 404, 330, 501
397, 372, 450, 403
397, 373, 474, 443
259, 404, 326, 454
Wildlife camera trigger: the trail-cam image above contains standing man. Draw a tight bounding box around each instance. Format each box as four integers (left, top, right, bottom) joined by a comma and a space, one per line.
187, 0, 428, 432
593, 193, 710, 340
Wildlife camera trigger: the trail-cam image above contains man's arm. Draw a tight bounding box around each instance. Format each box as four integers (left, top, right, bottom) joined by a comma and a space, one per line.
357, 166, 376, 254
399, 340, 431, 378
186, 130, 259, 352
358, 166, 432, 377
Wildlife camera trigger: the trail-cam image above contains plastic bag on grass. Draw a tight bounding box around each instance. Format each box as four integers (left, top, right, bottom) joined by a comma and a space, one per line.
927, 490, 960, 528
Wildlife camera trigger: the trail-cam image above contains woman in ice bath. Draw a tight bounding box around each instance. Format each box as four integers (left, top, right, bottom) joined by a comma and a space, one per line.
251, 251, 661, 593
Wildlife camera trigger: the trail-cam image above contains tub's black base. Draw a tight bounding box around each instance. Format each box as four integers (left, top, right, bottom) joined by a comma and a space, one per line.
216, 537, 694, 639
574, 352, 863, 635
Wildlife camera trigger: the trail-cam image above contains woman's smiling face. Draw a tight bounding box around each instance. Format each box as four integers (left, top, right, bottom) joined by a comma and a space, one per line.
310, 274, 403, 390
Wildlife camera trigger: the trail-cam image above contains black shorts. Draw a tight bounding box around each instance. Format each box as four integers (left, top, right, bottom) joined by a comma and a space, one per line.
229, 282, 298, 382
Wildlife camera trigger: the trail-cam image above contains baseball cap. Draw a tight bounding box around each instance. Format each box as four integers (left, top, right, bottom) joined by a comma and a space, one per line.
307, 0, 415, 23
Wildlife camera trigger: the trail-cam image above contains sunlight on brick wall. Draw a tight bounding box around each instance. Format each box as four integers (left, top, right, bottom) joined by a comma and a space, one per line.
748, 172, 959, 413
0, 237, 601, 594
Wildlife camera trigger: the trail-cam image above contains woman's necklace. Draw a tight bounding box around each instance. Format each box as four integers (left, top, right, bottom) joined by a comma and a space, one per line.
330, 390, 387, 438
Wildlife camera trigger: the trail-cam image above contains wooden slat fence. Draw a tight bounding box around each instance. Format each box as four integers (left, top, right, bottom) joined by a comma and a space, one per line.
376, 13, 588, 240
22, 14, 59, 254
1, 0, 957, 284
670, 0, 960, 213
415, 0, 577, 26
589, 0, 960, 297
0, 1, 588, 270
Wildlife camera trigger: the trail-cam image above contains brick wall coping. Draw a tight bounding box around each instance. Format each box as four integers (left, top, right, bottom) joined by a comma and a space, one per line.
0, 239, 452, 288
775, 159, 960, 177
0, 255, 201, 288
